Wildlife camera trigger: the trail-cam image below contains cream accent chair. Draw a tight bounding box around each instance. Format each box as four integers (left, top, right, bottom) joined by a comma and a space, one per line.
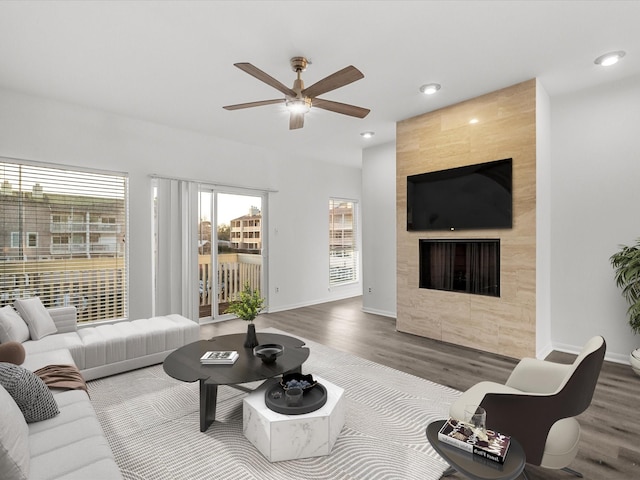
450, 336, 606, 478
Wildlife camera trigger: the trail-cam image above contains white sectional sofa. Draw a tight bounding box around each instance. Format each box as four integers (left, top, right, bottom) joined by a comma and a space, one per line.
22, 306, 201, 380
0, 301, 200, 480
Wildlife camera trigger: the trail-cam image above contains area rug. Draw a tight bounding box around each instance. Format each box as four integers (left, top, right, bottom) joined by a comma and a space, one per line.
88, 328, 460, 479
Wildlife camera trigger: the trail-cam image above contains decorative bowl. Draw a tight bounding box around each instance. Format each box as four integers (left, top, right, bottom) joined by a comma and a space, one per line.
253, 344, 284, 364
280, 372, 317, 392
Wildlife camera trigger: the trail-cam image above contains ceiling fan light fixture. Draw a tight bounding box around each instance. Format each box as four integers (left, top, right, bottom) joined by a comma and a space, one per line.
594, 51, 626, 67
286, 98, 312, 114
419, 83, 441, 95
360, 131, 375, 139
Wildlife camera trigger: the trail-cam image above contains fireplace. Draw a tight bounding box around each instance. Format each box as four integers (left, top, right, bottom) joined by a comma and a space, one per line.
419, 239, 500, 297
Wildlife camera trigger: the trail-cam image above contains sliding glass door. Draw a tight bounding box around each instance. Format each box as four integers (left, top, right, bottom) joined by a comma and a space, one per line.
198, 189, 265, 321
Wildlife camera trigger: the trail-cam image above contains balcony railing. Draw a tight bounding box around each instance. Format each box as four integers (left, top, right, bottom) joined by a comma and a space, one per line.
198, 254, 262, 318
0, 258, 126, 323
50, 222, 121, 233
50, 243, 122, 255
1, 255, 261, 323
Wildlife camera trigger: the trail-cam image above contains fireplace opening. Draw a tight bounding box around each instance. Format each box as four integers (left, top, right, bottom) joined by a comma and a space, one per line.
419, 239, 500, 297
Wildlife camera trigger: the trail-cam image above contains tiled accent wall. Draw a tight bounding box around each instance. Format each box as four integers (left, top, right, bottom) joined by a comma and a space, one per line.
396, 79, 537, 358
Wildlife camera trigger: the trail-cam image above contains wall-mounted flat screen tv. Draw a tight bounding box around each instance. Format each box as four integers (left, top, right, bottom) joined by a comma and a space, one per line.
407, 158, 513, 231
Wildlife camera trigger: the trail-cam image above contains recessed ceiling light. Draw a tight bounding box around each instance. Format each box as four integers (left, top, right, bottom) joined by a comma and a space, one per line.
469, 118, 479, 124
594, 51, 626, 67
419, 83, 441, 95
360, 131, 375, 139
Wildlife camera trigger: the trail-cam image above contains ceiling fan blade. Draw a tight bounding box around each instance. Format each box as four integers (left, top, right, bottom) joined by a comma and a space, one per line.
302, 65, 364, 98
234, 63, 296, 97
223, 99, 284, 110
312, 98, 370, 118
289, 112, 305, 130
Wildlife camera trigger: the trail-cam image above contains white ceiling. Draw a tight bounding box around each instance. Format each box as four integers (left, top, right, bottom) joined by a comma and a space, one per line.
1, 1, 639, 168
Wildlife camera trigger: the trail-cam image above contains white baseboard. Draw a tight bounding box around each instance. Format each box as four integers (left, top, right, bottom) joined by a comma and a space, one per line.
361, 306, 396, 319
536, 341, 553, 360
552, 341, 630, 365
267, 292, 361, 314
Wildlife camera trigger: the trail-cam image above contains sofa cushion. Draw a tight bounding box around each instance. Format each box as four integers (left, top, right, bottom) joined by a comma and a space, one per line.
28, 389, 123, 480
0, 384, 30, 480
23, 332, 85, 369
21, 349, 76, 373
14, 297, 58, 341
0, 362, 59, 423
0, 305, 30, 343
0, 341, 26, 365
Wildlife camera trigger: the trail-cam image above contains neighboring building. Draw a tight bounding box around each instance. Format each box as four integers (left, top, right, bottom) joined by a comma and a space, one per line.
329, 201, 354, 250
0, 182, 125, 261
229, 207, 261, 251
1, 180, 127, 321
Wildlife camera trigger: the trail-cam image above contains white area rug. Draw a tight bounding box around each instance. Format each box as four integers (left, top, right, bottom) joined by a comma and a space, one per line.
88, 328, 459, 479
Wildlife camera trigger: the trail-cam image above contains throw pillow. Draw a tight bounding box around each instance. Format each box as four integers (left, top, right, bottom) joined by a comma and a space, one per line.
0, 305, 30, 343
0, 342, 26, 365
0, 362, 59, 423
13, 297, 57, 341
0, 385, 30, 480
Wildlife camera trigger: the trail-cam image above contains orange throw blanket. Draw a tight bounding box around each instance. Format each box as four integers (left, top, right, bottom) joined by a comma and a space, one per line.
34, 364, 88, 394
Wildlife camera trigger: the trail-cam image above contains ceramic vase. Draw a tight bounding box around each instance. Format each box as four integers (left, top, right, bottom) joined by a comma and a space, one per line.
244, 322, 259, 348
630, 349, 640, 377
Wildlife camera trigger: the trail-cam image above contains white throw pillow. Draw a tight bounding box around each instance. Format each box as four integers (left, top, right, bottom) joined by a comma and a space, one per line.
13, 298, 57, 341
0, 384, 30, 480
0, 305, 30, 344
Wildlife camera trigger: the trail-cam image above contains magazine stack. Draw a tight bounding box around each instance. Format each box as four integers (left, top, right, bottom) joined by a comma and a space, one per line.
200, 350, 239, 364
438, 418, 511, 464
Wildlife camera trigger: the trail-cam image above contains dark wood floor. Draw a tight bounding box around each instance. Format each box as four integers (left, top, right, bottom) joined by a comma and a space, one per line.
200, 297, 640, 480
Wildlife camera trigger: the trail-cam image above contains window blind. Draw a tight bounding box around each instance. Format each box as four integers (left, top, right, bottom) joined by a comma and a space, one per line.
0, 159, 128, 323
329, 199, 358, 285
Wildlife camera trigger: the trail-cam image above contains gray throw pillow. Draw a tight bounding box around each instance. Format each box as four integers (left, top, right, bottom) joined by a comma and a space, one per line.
13, 297, 57, 341
0, 362, 59, 423
0, 305, 30, 343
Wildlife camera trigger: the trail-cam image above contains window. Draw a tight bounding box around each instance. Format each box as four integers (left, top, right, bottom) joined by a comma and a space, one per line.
0, 158, 128, 323
329, 199, 358, 285
27, 233, 37, 247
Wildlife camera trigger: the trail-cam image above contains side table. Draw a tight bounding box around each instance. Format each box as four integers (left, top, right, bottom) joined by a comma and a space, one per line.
243, 376, 345, 462
426, 420, 528, 480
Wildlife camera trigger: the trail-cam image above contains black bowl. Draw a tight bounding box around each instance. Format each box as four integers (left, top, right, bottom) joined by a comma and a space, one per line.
280, 372, 318, 391
253, 344, 284, 364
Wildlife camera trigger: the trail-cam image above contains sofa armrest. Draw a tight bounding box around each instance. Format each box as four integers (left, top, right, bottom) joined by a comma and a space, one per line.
48, 306, 78, 333
506, 357, 572, 394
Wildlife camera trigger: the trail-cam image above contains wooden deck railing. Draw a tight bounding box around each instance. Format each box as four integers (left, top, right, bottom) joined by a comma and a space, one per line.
0, 258, 126, 323
0, 254, 261, 323
198, 253, 262, 318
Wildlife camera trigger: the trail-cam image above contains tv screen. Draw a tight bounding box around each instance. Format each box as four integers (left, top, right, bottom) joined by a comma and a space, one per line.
407, 159, 512, 231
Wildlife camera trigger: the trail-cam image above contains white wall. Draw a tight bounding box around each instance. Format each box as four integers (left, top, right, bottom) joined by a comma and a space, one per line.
550, 74, 640, 363
0, 88, 362, 321
362, 141, 396, 317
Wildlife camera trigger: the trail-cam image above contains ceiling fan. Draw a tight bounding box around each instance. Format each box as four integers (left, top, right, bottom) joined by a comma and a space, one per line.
223, 56, 370, 130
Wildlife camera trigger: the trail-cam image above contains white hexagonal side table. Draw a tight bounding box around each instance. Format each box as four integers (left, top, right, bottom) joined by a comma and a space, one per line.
243, 375, 345, 462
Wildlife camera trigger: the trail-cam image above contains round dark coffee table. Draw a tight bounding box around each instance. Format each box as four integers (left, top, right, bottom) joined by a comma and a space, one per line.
164, 332, 310, 432
426, 420, 527, 480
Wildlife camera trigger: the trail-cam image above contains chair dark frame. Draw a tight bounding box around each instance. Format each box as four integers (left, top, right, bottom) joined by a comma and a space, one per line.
478, 337, 606, 472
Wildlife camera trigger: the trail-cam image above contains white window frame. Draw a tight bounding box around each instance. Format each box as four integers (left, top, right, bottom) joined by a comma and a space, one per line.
0, 157, 129, 323
329, 198, 359, 286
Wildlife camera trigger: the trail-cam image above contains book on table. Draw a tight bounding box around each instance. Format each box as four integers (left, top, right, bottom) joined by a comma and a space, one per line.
200, 351, 239, 364
438, 418, 511, 464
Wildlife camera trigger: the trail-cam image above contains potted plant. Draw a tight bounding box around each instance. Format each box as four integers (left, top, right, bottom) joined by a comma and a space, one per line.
610, 237, 640, 375
225, 282, 265, 348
